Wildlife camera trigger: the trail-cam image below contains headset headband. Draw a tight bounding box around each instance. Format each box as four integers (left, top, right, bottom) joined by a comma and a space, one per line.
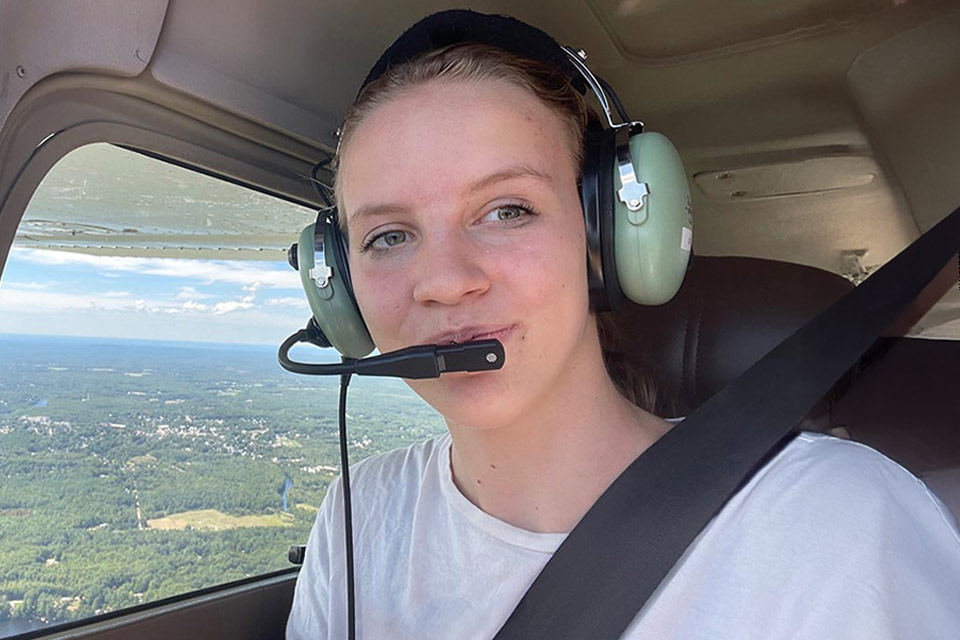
359, 9, 587, 96
291, 9, 692, 357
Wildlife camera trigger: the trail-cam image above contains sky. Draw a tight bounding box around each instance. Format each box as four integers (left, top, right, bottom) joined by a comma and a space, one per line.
0, 247, 312, 346
0, 141, 325, 347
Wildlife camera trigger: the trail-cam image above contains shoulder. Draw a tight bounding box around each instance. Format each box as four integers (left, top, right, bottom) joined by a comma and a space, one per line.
640, 433, 960, 637
750, 432, 958, 531
717, 431, 960, 575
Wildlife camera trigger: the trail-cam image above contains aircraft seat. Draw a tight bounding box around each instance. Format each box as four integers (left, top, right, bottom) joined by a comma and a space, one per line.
604, 255, 960, 524
604, 255, 854, 420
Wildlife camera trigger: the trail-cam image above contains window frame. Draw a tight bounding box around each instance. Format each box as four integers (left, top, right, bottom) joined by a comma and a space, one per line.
10, 569, 297, 640
0, 76, 328, 636
0, 73, 327, 278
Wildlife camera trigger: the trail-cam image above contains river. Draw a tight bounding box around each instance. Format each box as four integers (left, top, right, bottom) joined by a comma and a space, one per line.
0, 616, 48, 638
281, 474, 293, 511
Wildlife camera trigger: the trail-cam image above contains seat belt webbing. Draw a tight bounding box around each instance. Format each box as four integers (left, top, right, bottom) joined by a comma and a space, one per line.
494, 204, 960, 640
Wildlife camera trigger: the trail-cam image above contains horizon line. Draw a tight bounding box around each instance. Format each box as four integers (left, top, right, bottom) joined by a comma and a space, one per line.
0, 331, 287, 349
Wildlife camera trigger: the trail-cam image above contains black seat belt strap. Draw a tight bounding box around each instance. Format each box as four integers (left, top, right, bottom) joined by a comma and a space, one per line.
494, 204, 960, 640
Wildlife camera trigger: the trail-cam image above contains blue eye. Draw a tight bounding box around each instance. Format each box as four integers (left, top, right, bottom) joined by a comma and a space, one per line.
481, 204, 537, 223
362, 229, 409, 253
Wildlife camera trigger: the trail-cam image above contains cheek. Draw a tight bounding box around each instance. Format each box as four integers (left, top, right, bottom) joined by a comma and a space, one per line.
351, 264, 408, 349
509, 221, 588, 314
545, 215, 588, 293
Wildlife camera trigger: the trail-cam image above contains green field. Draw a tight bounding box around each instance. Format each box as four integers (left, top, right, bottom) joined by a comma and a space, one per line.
0, 335, 446, 627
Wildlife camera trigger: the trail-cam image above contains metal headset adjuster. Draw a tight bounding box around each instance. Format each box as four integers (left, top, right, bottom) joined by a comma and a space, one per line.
561, 46, 648, 214
310, 215, 334, 289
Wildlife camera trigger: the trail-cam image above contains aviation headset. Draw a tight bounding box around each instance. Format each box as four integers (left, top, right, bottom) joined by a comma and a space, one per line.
291, 9, 693, 359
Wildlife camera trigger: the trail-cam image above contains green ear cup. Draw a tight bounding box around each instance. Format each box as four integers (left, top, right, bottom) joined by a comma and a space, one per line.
296, 223, 375, 358
613, 132, 693, 305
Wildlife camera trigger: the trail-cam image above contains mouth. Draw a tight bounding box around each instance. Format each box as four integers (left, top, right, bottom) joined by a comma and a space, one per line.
423, 324, 517, 346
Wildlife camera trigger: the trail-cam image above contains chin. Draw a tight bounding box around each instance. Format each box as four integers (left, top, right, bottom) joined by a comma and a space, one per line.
407, 370, 528, 430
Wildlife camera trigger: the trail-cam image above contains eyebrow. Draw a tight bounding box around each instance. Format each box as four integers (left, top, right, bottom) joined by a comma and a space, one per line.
466, 163, 553, 195
347, 164, 553, 225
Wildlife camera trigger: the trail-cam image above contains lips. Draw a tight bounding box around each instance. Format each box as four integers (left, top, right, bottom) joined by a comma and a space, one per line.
423, 324, 516, 346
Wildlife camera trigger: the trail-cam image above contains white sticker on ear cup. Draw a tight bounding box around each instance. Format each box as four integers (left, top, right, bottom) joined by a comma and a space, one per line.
681, 226, 693, 252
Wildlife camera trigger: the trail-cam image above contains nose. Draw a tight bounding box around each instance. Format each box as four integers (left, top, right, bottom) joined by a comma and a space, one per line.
412, 228, 491, 306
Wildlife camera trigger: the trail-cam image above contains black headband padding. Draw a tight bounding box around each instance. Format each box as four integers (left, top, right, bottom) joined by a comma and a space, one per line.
360, 9, 586, 96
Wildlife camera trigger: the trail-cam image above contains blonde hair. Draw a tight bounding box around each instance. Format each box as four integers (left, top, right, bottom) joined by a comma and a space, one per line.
333, 42, 659, 413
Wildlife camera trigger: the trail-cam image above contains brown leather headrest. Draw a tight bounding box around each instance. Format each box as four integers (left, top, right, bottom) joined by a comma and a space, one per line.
605, 256, 854, 416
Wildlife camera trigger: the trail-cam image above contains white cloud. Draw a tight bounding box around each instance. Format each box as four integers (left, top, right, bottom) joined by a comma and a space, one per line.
0, 306, 308, 346
1, 248, 310, 343
1, 288, 274, 318
242, 281, 264, 294
264, 296, 308, 309
212, 301, 256, 315
181, 300, 209, 312
0, 289, 134, 313
175, 286, 211, 301
10, 248, 300, 290
0, 280, 56, 291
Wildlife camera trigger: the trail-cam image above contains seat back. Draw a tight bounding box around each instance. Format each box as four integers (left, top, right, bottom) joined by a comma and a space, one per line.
604, 255, 960, 523
605, 255, 854, 418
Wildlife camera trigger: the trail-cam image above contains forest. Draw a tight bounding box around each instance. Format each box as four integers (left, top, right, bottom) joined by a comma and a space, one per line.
0, 335, 445, 631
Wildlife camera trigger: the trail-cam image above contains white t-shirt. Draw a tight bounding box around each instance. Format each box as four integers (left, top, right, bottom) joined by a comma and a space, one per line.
287, 431, 960, 639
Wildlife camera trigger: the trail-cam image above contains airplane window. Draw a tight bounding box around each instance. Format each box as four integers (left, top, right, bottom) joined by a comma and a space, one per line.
0, 143, 445, 635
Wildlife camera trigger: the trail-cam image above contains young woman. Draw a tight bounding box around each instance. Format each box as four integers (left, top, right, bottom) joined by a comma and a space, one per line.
287, 11, 960, 639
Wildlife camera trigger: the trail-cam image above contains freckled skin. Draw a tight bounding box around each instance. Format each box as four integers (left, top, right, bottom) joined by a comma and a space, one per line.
340, 78, 594, 432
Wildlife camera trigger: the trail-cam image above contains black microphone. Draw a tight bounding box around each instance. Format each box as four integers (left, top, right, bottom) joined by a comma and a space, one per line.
278, 325, 505, 378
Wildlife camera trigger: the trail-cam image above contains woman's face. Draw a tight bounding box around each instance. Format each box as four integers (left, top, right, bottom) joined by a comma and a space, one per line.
339, 77, 595, 429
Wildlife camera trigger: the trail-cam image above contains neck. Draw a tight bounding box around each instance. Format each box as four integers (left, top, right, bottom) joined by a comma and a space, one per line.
445, 335, 672, 534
